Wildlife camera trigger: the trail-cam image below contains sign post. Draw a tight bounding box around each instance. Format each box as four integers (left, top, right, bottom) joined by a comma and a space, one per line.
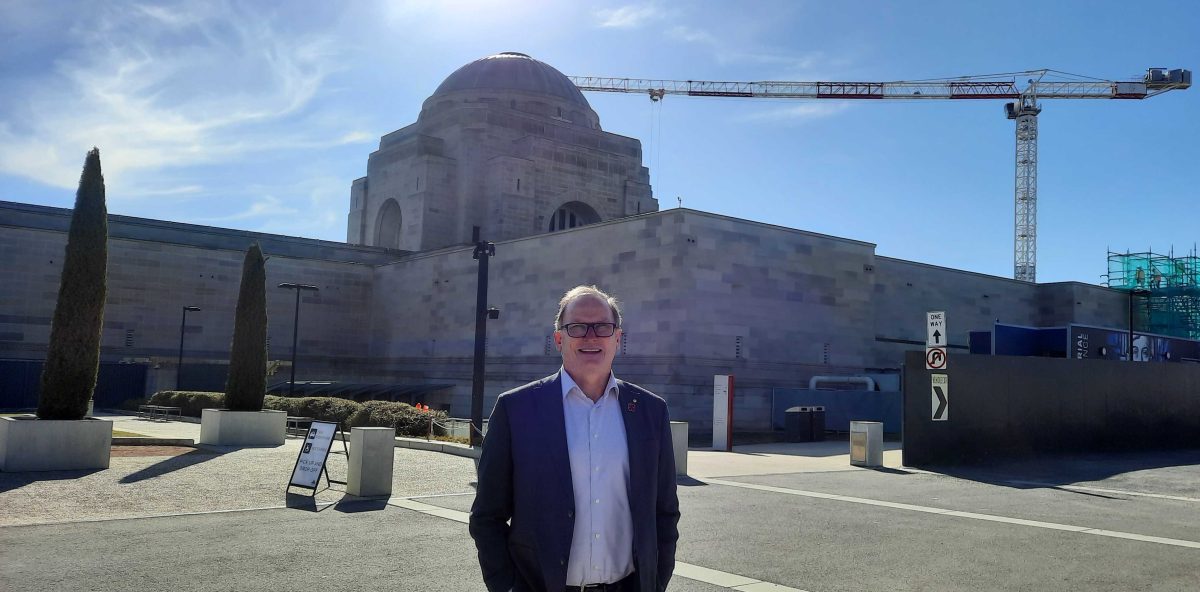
926, 311, 948, 370
712, 375, 734, 452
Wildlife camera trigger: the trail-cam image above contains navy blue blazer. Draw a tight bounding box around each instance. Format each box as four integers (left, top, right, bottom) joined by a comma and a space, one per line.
469, 372, 680, 592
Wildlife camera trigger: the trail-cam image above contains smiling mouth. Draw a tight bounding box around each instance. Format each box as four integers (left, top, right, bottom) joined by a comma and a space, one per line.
578, 348, 603, 354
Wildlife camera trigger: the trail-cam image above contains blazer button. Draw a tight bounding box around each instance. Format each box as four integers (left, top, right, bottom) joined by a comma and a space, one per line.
560, 557, 566, 566
567, 511, 574, 518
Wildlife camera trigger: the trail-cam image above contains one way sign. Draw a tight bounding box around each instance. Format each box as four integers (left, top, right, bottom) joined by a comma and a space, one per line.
927, 311, 946, 347
931, 374, 949, 421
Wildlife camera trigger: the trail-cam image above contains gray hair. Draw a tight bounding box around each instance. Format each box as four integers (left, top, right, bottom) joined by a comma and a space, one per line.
554, 285, 622, 329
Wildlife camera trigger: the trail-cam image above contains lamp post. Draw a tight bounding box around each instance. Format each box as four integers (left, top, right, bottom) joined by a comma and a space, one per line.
177, 306, 201, 390
470, 229, 498, 447
278, 283, 319, 396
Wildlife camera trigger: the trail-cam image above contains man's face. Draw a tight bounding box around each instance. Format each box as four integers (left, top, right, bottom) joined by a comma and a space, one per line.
555, 295, 621, 382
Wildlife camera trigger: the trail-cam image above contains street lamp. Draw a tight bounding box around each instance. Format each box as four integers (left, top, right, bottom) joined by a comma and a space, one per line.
177, 306, 201, 390
278, 283, 319, 396
470, 229, 498, 448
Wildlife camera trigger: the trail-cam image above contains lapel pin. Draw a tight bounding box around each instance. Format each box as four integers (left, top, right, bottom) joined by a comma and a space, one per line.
627, 398, 637, 413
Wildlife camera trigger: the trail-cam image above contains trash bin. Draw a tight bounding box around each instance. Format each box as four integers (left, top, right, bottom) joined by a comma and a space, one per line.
785, 406, 814, 442
810, 406, 826, 442
850, 421, 882, 467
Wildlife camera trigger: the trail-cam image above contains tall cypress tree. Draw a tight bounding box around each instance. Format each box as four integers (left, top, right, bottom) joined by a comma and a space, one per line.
38, 148, 109, 420
224, 243, 268, 411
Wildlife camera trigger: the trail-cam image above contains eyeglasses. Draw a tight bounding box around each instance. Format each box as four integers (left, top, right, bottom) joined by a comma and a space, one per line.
559, 322, 618, 338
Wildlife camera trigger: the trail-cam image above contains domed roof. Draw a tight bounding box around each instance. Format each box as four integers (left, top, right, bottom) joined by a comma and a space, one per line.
432, 52, 591, 109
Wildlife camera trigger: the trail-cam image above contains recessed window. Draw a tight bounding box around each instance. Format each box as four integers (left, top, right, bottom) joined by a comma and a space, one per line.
548, 202, 600, 232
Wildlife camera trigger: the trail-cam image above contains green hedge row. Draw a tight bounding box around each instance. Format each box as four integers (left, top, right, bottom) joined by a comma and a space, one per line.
147, 391, 447, 438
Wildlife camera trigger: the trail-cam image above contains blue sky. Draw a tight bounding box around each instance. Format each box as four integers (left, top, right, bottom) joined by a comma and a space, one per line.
1, 0, 1196, 283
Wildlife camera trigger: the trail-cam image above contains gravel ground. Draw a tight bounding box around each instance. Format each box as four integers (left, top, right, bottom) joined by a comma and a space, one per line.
0, 439, 478, 527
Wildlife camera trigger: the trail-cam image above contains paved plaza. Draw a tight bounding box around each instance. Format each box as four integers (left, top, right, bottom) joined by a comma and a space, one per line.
1, 414, 1198, 591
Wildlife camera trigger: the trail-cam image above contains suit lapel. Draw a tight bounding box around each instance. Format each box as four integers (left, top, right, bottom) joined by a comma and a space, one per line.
539, 372, 573, 501
618, 382, 645, 518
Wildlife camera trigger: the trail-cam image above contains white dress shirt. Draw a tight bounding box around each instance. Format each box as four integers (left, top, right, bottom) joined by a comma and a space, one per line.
560, 367, 634, 586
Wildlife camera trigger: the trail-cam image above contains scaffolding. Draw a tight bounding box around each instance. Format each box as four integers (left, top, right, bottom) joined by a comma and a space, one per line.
1106, 247, 1200, 340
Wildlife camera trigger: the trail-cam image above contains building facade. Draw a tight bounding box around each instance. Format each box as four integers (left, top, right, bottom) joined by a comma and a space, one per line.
0, 53, 1131, 431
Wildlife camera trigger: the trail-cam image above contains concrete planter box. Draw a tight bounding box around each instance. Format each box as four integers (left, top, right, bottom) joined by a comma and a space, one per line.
198, 409, 286, 446
0, 416, 112, 472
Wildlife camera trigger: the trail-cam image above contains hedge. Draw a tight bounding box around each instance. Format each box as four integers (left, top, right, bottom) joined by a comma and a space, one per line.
147, 391, 446, 438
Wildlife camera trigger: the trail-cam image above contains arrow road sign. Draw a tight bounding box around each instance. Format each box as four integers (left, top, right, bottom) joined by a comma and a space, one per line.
926, 346, 947, 370
927, 311, 946, 347
931, 374, 948, 421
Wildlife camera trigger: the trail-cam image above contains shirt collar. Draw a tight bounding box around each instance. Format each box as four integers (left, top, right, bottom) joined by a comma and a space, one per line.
559, 366, 619, 402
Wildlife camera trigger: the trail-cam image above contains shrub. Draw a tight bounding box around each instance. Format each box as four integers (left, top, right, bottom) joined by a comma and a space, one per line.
38, 148, 109, 420
360, 400, 446, 438
262, 395, 368, 428
224, 244, 267, 411
149, 391, 225, 417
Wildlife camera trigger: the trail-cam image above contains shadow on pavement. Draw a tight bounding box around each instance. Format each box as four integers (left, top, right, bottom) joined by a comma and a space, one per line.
677, 476, 707, 487
285, 491, 340, 512
919, 448, 1200, 492
333, 497, 391, 513
0, 468, 106, 493
118, 448, 229, 484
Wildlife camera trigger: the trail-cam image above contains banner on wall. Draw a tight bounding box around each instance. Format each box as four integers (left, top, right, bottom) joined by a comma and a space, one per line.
1068, 324, 1200, 363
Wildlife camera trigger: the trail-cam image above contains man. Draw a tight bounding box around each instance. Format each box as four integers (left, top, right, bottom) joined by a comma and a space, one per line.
470, 285, 680, 592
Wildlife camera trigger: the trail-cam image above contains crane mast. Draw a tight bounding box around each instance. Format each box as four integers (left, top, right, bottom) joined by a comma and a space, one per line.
569, 68, 1191, 282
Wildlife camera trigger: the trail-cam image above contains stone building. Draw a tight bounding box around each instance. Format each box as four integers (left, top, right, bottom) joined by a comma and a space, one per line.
0, 53, 1130, 431
347, 52, 656, 251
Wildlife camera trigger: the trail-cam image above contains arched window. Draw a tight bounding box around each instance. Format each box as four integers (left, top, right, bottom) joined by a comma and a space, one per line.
375, 198, 402, 249
548, 201, 600, 232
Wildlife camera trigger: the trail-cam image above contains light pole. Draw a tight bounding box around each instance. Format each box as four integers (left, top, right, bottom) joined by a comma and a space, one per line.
278, 283, 319, 396
471, 229, 498, 447
177, 306, 201, 390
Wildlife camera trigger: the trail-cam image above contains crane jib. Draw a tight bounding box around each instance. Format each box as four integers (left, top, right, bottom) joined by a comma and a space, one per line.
686, 91, 754, 98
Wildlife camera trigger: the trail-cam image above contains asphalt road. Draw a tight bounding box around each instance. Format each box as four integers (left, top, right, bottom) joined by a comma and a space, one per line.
2, 445, 1198, 591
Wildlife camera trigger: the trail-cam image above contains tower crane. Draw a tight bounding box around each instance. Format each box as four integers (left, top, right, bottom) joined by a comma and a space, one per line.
569, 68, 1191, 283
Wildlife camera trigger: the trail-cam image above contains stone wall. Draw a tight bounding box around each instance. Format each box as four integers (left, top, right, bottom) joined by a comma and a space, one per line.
1, 201, 1134, 432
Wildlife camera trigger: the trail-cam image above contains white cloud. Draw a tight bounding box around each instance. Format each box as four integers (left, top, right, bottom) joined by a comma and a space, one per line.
194, 195, 300, 224
666, 25, 716, 44
737, 102, 852, 124
124, 184, 204, 197
0, 2, 355, 193
666, 25, 835, 74
595, 3, 665, 29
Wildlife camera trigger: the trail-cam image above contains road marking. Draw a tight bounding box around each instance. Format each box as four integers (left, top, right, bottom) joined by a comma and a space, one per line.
1002, 480, 1200, 503
702, 478, 1200, 550
387, 497, 810, 591
1, 501, 340, 528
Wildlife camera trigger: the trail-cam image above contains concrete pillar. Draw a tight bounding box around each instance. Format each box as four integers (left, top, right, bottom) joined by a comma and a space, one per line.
347, 427, 395, 497
670, 421, 688, 477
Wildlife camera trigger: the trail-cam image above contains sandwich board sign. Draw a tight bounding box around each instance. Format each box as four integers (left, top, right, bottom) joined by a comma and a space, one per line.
289, 420, 339, 490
